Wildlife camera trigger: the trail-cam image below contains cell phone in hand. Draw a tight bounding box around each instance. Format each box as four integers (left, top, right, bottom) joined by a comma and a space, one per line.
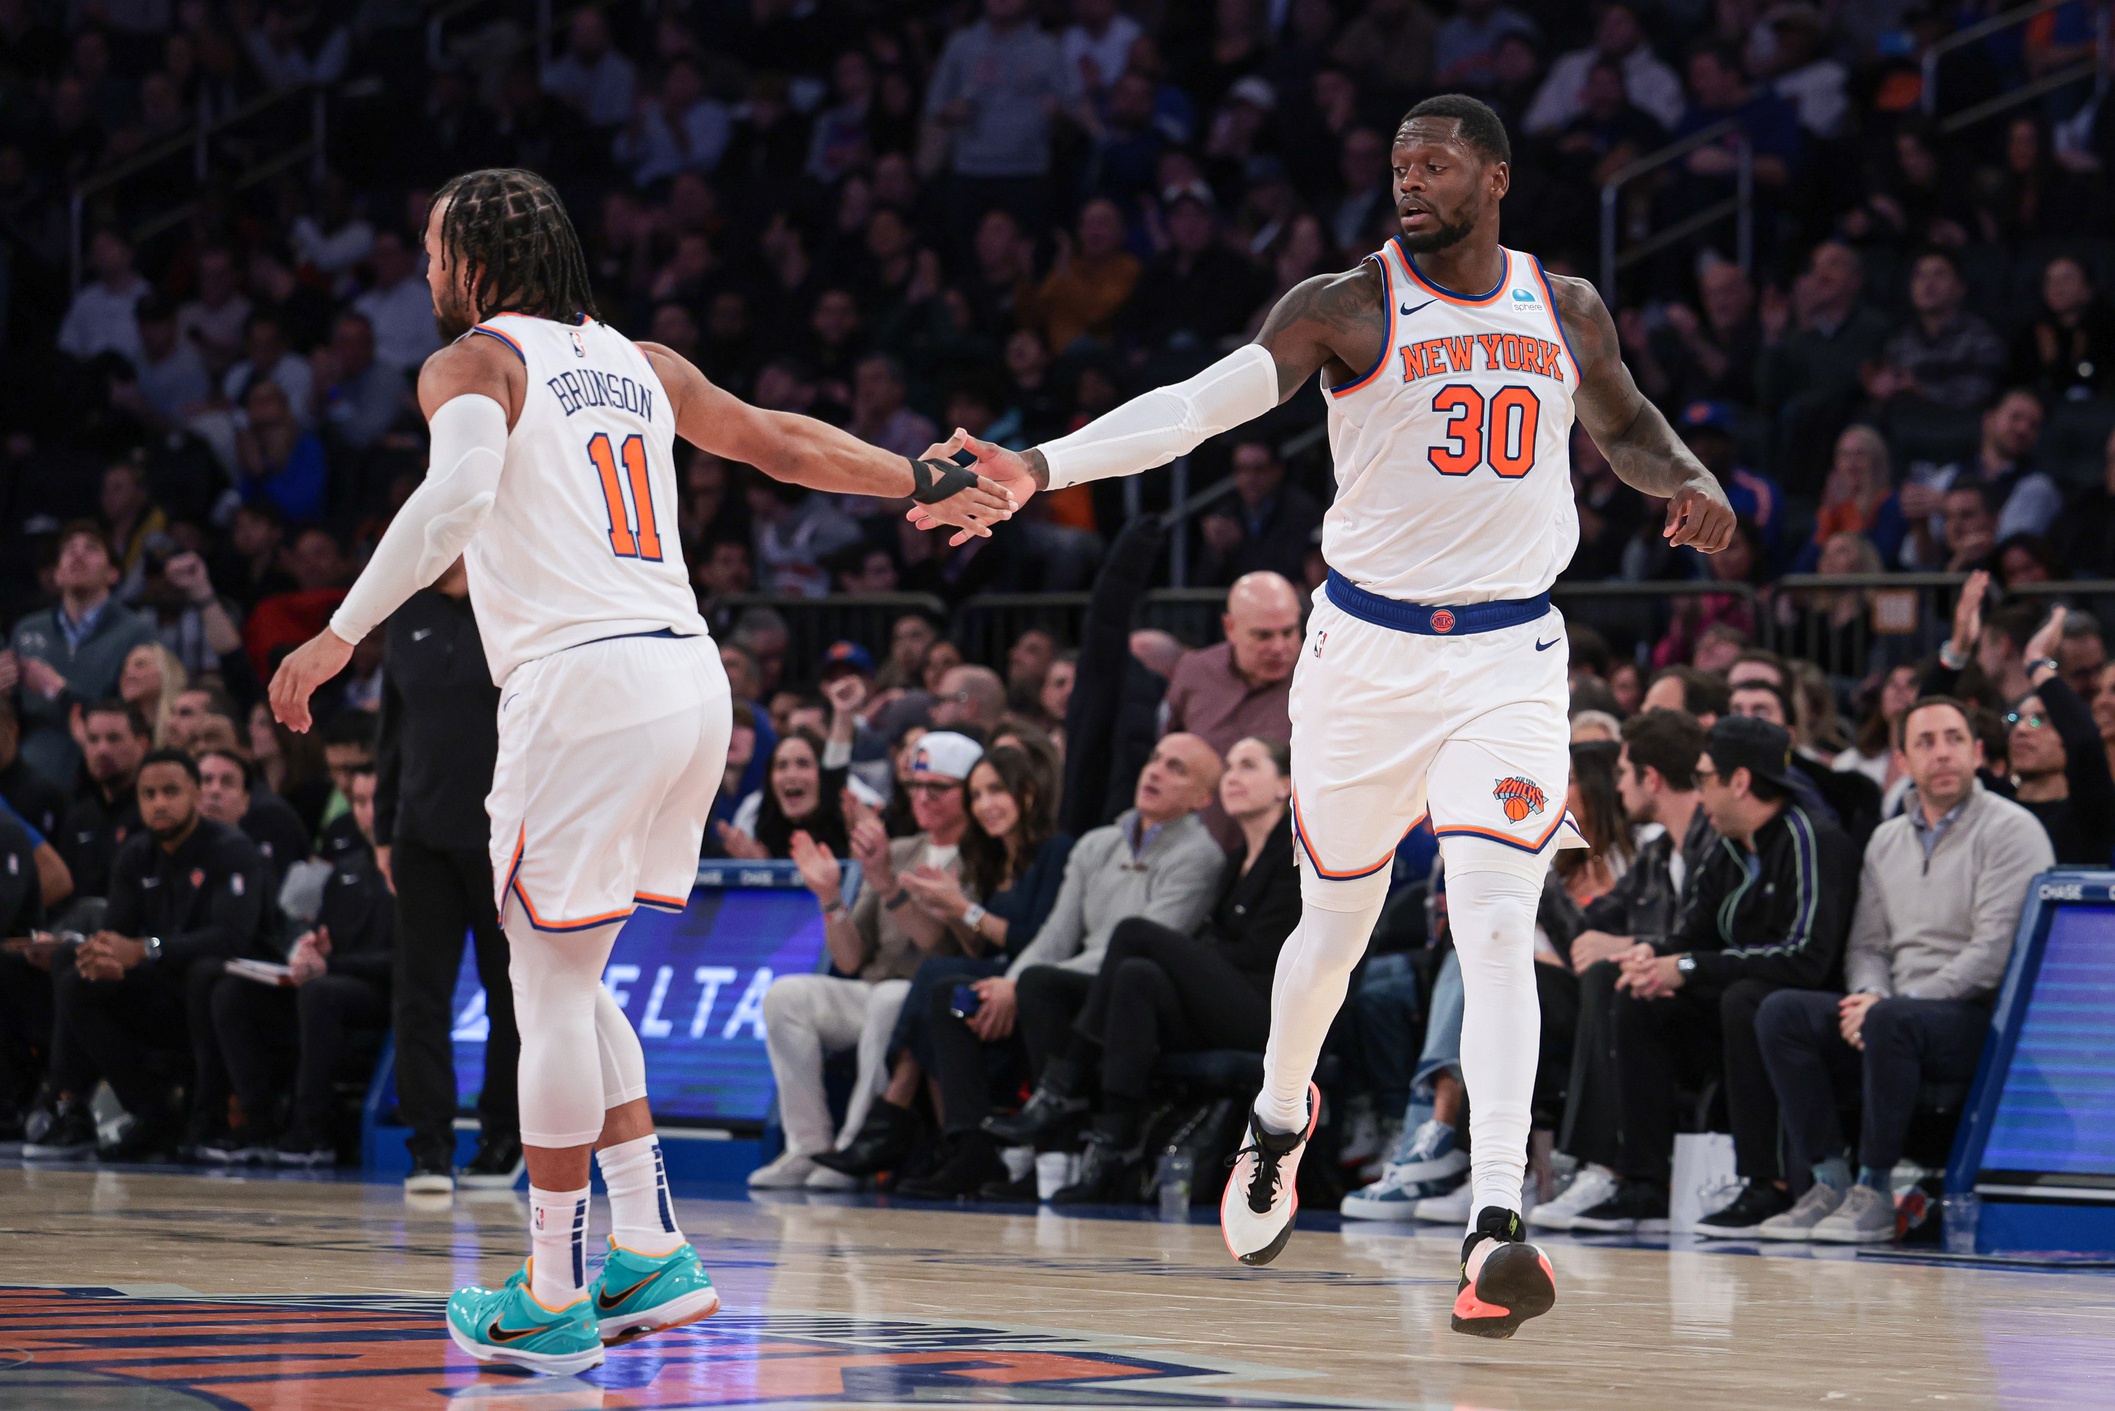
948, 983, 983, 1019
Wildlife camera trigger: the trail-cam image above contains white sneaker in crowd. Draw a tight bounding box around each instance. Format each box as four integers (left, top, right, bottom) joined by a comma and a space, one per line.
747, 1151, 819, 1189
1526, 1164, 1617, 1232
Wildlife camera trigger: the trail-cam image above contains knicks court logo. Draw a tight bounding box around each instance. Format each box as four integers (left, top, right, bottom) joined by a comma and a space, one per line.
1493, 776, 1547, 823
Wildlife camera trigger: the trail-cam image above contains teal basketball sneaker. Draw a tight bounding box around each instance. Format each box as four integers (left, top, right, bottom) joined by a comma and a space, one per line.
589, 1240, 721, 1345
446, 1264, 606, 1375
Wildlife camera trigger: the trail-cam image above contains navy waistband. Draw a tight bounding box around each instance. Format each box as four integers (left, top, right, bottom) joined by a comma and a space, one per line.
1324, 570, 1550, 636
575, 626, 701, 649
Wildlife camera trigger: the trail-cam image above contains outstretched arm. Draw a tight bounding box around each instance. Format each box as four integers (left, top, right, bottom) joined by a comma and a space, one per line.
637, 342, 1014, 544
1546, 274, 1736, 552
927, 263, 1387, 519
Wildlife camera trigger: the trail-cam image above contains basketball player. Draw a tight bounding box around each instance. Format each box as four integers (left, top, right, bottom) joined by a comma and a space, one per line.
937, 96, 1734, 1338
268, 169, 1012, 1375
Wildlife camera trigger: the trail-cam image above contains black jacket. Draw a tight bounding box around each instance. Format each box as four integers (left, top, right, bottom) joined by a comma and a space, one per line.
1584, 809, 1718, 951
2016, 677, 2115, 866
56, 779, 143, 898
314, 844, 395, 987
1665, 802, 1857, 993
0, 810, 41, 937
240, 791, 311, 884
1197, 814, 1301, 983
104, 818, 268, 967
376, 589, 500, 853
0, 755, 66, 840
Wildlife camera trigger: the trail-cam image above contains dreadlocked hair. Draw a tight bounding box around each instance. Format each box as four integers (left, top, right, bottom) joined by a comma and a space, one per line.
432, 168, 599, 325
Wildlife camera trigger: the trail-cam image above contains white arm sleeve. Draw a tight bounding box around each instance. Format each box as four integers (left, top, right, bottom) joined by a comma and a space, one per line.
1036, 342, 1279, 491
328, 393, 508, 644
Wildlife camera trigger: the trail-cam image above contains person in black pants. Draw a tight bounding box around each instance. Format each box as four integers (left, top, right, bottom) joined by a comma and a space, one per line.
210, 762, 395, 1165
0, 805, 48, 1137
377, 559, 519, 1192
977, 737, 1301, 1203
26, 750, 266, 1161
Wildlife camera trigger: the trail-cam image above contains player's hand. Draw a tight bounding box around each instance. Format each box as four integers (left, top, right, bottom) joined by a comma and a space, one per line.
1663, 477, 1736, 552
899, 431, 1018, 546
269, 629, 355, 733
906, 430, 1037, 544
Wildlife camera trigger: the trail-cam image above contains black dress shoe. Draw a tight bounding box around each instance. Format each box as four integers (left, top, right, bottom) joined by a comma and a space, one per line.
895, 1131, 1007, 1200
1051, 1136, 1137, 1206
814, 1100, 917, 1176
982, 1085, 1089, 1145
458, 1133, 525, 1189
977, 1171, 1038, 1202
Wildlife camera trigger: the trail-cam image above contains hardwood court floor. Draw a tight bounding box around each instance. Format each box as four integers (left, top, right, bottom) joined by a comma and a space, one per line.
0, 1166, 2111, 1409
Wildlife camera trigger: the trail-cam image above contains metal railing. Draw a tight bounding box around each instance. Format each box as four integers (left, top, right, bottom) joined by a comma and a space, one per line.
1597, 117, 1752, 303
1923, 0, 2110, 134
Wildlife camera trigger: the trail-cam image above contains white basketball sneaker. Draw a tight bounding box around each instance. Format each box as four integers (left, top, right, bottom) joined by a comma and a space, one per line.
1526, 1163, 1618, 1231
1220, 1082, 1319, 1267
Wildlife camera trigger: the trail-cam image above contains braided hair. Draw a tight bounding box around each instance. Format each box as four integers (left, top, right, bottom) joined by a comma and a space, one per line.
430, 168, 599, 327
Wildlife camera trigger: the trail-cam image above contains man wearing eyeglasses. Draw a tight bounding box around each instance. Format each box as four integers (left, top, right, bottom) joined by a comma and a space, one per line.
2005, 611, 2115, 866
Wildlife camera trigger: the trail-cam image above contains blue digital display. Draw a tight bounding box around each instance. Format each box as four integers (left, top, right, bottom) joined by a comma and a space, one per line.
448, 867, 836, 1124
1979, 905, 2115, 1177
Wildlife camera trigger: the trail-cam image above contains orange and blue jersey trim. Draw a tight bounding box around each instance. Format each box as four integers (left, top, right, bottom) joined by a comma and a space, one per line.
502, 824, 641, 932
1529, 256, 1581, 384
1290, 788, 1428, 881
466, 322, 527, 364
1397, 242, 1511, 306
1325, 251, 1395, 398
1433, 809, 1584, 855
633, 890, 687, 912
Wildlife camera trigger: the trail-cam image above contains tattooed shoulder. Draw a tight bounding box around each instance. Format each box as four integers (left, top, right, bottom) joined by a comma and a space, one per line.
1544, 272, 1619, 375
1257, 262, 1387, 393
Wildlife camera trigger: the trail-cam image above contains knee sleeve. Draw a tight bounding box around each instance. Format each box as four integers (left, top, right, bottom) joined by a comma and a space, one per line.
595, 984, 648, 1111
506, 914, 625, 1148
1444, 864, 1544, 1222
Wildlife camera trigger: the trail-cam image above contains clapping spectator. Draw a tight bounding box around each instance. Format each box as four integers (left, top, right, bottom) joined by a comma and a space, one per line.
721, 728, 851, 861
2000, 609, 2115, 865
1793, 425, 1905, 572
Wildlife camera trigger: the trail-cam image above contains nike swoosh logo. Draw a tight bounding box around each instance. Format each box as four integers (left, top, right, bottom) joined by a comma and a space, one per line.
1399, 299, 1436, 319
1535, 638, 1560, 652
597, 1273, 658, 1310
485, 1320, 546, 1344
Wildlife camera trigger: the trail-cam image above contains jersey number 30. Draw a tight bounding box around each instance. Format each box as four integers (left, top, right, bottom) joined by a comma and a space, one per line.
587, 432, 664, 561
1428, 385, 1540, 479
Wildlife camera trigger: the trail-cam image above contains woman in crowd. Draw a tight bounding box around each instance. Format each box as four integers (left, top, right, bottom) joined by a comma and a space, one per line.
911, 736, 1297, 1203
1554, 739, 1631, 909
721, 728, 850, 860
1792, 426, 1903, 572
1834, 663, 1921, 809
2092, 660, 2115, 783
813, 741, 1073, 1179
119, 642, 187, 748
1777, 530, 1885, 683
233, 379, 328, 523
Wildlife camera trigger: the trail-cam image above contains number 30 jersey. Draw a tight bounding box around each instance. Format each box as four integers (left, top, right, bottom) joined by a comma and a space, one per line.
457, 313, 708, 685
1320, 242, 1580, 605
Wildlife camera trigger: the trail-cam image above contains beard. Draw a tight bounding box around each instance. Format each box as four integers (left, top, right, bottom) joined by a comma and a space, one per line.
1397, 210, 1477, 253
433, 297, 474, 343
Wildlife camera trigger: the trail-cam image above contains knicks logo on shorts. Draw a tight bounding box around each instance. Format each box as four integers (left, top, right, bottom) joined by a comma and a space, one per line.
1492, 776, 1547, 823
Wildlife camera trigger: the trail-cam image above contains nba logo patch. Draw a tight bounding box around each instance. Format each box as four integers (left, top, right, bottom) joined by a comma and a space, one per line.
1313, 630, 1327, 658
1492, 777, 1546, 823
571, 330, 587, 358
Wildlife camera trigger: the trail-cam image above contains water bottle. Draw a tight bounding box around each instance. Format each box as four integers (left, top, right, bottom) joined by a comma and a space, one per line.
1157, 1151, 1194, 1219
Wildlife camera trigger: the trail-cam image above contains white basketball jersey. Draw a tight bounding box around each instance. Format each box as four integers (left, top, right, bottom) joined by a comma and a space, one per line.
1321, 242, 1580, 604
458, 313, 708, 685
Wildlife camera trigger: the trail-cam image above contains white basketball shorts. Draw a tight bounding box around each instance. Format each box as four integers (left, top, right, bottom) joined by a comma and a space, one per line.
487, 631, 731, 932
1289, 582, 1584, 896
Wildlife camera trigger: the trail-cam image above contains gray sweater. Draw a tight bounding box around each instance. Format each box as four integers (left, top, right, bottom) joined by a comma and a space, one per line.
1846, 781, 2054, 1002
1006, 809, 1225, 980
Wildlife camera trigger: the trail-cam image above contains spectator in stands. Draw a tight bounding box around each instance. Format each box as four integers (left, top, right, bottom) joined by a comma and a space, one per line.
1757, 3, 1846, 139
1621, 261, 1755, 412
846, 353, 937, 460
1126, 183, 1267, 354
1930, 572, 2039, 713
1726, 669, 1882, 849
997, 737, 1296, 1203
234, 380, 328, 523
178, 246, 252, 380
54, 702, 149, 901
748, 481, 863, 599
1569, 716, 1856, 1236
1793, 424, 1904, 573
1676, 403, 1783, 553
1669, 41, 1798, 200
56, 229, 147, 365
931, 663, 1007, 737
902, 733, 1226, 1197
1640, 665, 1729, 725
542, 7, 636, 128
27, 750, 266, 1162
1758, 241, 1891, 486
6, 524, 160, 786
723, 728, 851, 861
0, 799, 47, 1139
1163, 571, 1298, 842
242, 526, 350, 682
351, 229, 441, 374
1754, 696, 2053, 1242
125, 296, 210, 429
209, 503, 296, 617
205, 761, 393, 1167
2000, 610, 2115, 866
1652, 517, 1764, 668
1433, 0, 1538, 92
2095, 662, 2115, 781
924, 0, 1085, 244
223, 310, 315, 428
1197, 442, 1324, 587
1901, 390, 2059, 565
1040, 652, 1077, 742
1329, 0, 1438, 94
2055, 427, 2115, 581
616, 55, 730, 187
1864, 250, 2005, 413
0, 699, 65, 843
1016, 199, 1140, 355
197, 747, 307, 887
1062, 0, 1144, 99
2060, 615, 2108, 706
754, 731, 982, 1190
2003, 253, 2115, 402
1523, 3, 1683, 134
311, 312, 408, 451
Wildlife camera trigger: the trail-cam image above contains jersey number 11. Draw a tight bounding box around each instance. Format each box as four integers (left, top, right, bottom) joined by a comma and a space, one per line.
587, 431, 664, 561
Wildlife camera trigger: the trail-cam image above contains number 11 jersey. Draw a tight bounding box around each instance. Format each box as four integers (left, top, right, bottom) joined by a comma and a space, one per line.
1320, 242, 1581, 606
457, 313, 708, 686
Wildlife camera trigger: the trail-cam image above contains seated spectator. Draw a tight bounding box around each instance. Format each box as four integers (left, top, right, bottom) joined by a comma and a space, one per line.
7, 523, 160, 786
2061, 614, 2108, 705
1927, 571, 2041, 712
898, 733, 1226, 1198
846, 353, 936, 461
1834, 664, 1923, 814
242, 527, 351, 680
223, 311, 316, 430
931, 663, 1007, 737
197, 747, 309, 887
1674, 404, 1783, 555
1522, 2, 1683, 134
615, 55, 730, 186
1039, 652, 1077, 744
57, 229, 148, 366
1163, 571, 1299, 844
1863, 249, 2005, 413
234, 380, 328, 523
119, 642, 185, 747
814, 742, 1073, 1178
0, 698, 68, 843
209, 502, 298, 616
54, 702, 150, 900
316, 713, 380, 861
311, 312, 409, 450
1016, 199, 1140, 354
1758, 3, 1846, 138
748, 480, 863, 599
177, 245, 252, 379
1632, 261, 1760, 412
2002, 610, 2115, 866
542, 6, 637, 128
1433, 0, 1537, 91
202, 761, 393, 1166
1196, 442, 1325, 587
1793, 425, 1905, 572
1123, 184, 1266, 354
1553, 59, 1664, 185
1900, 389, 2059, 565
26, 750, 266, 1162
2003, 253, 2115, 402
125, 296, 211, 429
721, 728, 849, 861
1651, 517, 1765, 668
351, 229, 442, 374
1757, 241, 1891, 488
1991, 532, 2065, 593
1639, 665, 1729, 725
1754, 696, 2053, 1243
1726, 671, 1882, 850
1569, 716, 1856, 1237
750, 732, 982, 1190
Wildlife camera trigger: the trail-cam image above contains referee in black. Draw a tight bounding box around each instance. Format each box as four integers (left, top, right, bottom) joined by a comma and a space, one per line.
377, 556, 521, 1194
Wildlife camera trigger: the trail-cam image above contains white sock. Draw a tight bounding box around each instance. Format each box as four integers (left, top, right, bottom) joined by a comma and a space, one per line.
597, 1134, 685, 1257
528, 1184, 592, 1307
1447, 867, 1543, 1226
1257, 890, 1387, 1133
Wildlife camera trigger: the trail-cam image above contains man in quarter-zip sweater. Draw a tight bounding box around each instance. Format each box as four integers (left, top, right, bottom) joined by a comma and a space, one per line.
1753, 697, 2052, 1241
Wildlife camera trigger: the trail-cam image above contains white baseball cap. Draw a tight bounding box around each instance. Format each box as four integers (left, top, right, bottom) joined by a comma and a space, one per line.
909, 731, 983, 782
